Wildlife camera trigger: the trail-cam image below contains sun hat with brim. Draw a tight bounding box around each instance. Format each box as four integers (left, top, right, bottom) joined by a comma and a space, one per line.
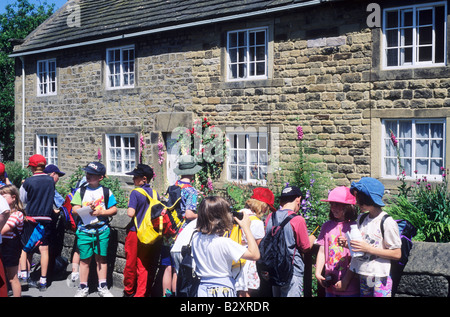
350, 177, 385, 207
320, 186, 356, 205
173, 155, 202, 175
251, 187, 276, 211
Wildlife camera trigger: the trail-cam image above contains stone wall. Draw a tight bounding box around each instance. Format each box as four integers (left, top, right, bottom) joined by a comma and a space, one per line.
396, 241, 450, 297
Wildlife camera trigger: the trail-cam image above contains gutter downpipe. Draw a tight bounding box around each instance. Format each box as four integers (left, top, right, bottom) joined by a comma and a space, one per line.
19, 56, 25, 167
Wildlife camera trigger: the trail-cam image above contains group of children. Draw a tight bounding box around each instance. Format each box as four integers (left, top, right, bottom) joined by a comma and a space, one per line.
0, 154, 402, 298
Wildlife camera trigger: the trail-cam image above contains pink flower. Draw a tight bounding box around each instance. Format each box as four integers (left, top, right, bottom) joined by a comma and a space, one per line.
390, 129, 398, 147
157, 139, 165, 165
207, 177, 214, 191
97, 149, 102, 161
297, 125, 304, 140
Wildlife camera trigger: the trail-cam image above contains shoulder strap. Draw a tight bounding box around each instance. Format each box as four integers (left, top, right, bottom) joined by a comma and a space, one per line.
102, 186, 110, 209
358, 212, 369, 226
133, 187, 155, 202
272, 211, 297, 229
380, 214, 390, 238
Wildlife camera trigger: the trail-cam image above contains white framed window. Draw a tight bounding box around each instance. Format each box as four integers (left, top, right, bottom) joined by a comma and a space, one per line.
382, 119, 445, 180
37, 59, 57, 96
106, 134, 137, 175
227, 27, 268, 81
227, 132, 268, 183
383, 2, 447, 69
106, 45, 135, 89
37, 135, 58, 165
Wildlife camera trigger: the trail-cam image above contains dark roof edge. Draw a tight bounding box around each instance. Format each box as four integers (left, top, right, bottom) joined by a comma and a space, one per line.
10, 0, 328, 58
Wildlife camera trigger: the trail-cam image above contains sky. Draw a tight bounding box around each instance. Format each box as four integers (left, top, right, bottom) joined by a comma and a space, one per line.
0, 0, 68, 15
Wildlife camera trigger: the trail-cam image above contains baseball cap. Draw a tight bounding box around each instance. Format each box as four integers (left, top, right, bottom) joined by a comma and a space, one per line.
83, 162, 106, 176
251, 187, 276, 211
126, 164, 154, 179
280, 185, 303, 198
28, 154, 47, 167
43, 164, 66, 177
320, 186, 356, 205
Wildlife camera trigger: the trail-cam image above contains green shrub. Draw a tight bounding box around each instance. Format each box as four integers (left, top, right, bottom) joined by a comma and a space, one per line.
4, 161, 31, 188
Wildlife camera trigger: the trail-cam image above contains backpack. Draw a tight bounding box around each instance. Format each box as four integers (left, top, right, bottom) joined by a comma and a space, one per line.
176, 230, 200, 297
165, 181, 193, 220
359, 213, 417, 295
21, 216, 45, 253
256, 212, 298, 287
59, 189, 78, 232
133, 187, 182, 245
224, 213, 259, 270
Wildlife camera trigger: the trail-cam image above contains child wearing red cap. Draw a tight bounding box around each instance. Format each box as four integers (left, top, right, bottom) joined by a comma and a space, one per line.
232, 187, 274, 297
0, 162, 11, 187
315, 186, 359, 297
19, 154, 55, 291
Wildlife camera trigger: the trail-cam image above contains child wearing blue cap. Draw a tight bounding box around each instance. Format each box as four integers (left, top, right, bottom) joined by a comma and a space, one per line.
347, 177, 401, 297
71, 162, 118, 297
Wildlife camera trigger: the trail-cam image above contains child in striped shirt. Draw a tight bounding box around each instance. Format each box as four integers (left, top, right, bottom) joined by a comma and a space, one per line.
0, 185, 25, 297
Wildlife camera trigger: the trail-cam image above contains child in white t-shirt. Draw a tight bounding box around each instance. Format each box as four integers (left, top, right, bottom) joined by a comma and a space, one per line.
192, 196, 260, 297
348, 177, 402, 297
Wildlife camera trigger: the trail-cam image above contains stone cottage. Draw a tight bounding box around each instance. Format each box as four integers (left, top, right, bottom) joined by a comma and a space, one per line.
10, 0, 450, 196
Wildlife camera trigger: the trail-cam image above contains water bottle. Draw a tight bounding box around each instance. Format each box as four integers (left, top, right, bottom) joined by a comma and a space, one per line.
346, 224, 364, 257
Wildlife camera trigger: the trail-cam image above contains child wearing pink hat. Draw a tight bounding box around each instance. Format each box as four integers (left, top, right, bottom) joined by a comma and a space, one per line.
315, 186, 360, 297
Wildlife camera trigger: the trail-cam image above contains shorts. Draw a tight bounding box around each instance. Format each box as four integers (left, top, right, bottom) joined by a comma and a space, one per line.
38, 221, 54, 246
360, 275, 392, 297
0, 237, 22, 267
76, 227, 110, 259
160, 245, 173, 266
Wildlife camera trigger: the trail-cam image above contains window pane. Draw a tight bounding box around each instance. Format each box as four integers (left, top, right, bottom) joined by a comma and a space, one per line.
387, 30, 398, 47
385, 158, 397, 175
399, 139, 412, 157
418, 9, 433, 26
416, 159, 428, 174
431, 159, 443, 175
229, 33, 237, 48
418, 26, 433, 45
431, 124, 443, 138
416, 124, 428, 138
387, 49, 398, 66
431, 140, 443, 158
386, 11, 399, 28
416, 140, 429, 157
402, 10, 413, 27
399, 121, 412, 138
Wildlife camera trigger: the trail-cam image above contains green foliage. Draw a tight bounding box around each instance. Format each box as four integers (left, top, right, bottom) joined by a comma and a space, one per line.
385, 130, 450, 243
3, 160, 31, 188
0, 0, 54, 160
177, 117, 226, 194
225, 182, 253, 212
386, 174, 450, 243
100, 176, 128, 209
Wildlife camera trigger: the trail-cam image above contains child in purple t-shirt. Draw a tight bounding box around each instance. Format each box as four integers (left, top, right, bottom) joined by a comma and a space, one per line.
315, 186, 360, 297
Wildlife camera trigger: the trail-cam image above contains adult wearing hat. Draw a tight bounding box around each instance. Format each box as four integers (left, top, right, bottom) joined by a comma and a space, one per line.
168, 155, 201, 295
123, 164, 160, 297
263, 185, 316, 297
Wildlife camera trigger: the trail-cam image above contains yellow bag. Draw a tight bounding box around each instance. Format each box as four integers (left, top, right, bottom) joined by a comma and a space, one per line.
225, 213, 259, 269
133, 188, 182, 245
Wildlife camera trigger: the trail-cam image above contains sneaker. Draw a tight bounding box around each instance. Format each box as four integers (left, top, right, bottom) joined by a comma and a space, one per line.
38, 283, 47, 292
75, 287, 89, 297
97, 286, 114, 297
